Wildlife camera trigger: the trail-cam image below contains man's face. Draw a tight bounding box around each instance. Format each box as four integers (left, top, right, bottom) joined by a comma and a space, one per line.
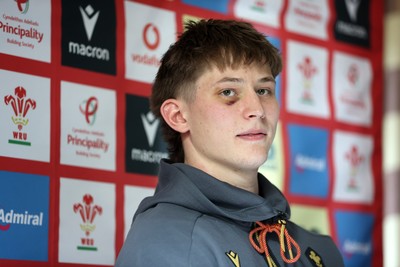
179, 63, 280, 180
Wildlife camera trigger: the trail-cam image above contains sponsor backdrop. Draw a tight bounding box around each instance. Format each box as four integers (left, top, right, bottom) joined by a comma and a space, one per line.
0, 0, 383, 266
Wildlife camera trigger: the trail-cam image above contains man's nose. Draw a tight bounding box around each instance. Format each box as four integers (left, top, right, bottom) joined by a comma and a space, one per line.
243, 91, 265, 119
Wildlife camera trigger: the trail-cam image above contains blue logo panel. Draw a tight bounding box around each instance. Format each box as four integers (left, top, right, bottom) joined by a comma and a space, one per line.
267, 36, 282, 105
335, 211, 374, 266
288, 124, 329, 198
182, 0, 229, 14
0, 171, 49, 261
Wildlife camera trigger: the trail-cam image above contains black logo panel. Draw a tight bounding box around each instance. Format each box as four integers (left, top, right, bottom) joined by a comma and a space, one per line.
61, 0, 116, 74
333, 0, 370, 48
125, 94, 168, 176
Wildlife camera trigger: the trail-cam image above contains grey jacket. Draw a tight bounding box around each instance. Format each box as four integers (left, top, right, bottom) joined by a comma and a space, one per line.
115, 160, 344, 266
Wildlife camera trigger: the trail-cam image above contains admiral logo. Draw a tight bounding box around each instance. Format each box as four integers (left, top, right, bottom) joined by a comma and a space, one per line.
4, 86, 36, 146
298, 57, 317, 104
73, 194, 102, 251
295, 154, 325, 172
0, 208, 43, 228
334, 0, 370, 47
131, 23, 161, 67
15, 0, 29, 14
345, 145, 364, 190
343, 239, 371, 256
62, 1, 116, 74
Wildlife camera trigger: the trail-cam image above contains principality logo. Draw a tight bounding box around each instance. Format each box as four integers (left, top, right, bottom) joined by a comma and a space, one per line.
15, 0, 30, 14
298, 56, 317, 104
80, 96, 98, 125
345, 145, 364, 190
79, 5, 100, 41
347, 64, 359, 86
339, 63, 366, 110
73, 194, 102, 251
4, 86, 36, 146
143, 23, 160, 50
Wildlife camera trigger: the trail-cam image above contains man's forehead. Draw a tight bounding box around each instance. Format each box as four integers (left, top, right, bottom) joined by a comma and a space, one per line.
200, 63, 273, 80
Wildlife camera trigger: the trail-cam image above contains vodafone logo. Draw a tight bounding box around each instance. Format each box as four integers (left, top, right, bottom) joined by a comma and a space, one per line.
143, 23, 160, 50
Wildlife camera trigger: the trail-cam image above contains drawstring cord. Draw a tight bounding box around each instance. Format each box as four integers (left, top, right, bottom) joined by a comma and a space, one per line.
249, 220, 301, 267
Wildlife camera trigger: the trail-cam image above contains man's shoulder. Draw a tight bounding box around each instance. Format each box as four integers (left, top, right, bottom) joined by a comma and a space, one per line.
116, 203, 203, 267
287, 220, 345, 267
136, 202, 203, 225
131, 202, 204, 242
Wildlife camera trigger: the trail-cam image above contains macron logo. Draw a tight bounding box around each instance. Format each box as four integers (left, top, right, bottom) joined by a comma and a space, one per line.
141, 111, 160, 147
344, 0, 361, 22
79, 5, 100, 41
226, 251, 241, 267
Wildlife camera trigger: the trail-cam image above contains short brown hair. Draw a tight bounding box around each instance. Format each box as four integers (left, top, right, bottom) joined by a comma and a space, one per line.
150, 19, 282, 163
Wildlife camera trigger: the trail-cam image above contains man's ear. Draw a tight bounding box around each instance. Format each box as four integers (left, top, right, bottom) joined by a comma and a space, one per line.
160, 99, 189, 133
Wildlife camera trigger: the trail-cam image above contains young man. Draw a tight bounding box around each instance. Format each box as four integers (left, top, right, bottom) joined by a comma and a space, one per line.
116, 19, 344, 267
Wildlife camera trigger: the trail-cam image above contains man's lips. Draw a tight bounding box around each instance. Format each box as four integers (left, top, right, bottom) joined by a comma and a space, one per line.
237, 130, 267, 140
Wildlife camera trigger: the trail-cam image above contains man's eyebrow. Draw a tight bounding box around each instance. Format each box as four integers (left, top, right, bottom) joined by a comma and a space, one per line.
215, 77, 244, 84
215, 76, 276, 84
259, 76, 276, 84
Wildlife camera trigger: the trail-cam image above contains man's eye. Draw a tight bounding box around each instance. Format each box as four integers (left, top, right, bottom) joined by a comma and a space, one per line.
257, 89, 272, 96
221, 89, 235, 97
